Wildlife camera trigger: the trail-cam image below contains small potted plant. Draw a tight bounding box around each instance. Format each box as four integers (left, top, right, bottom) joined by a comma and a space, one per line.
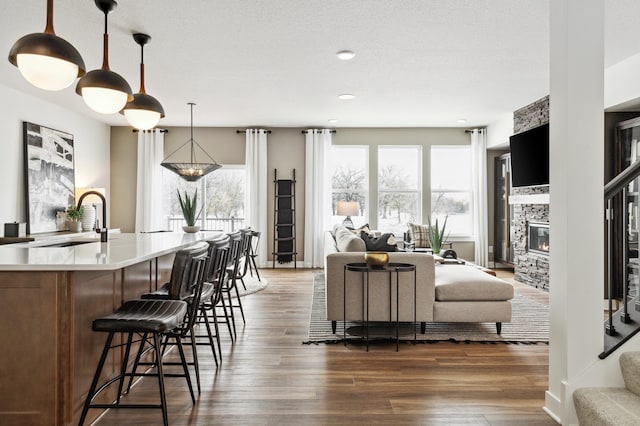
177, 189, 202, 233
66, 205, 84, 232
427, 214, 449, 255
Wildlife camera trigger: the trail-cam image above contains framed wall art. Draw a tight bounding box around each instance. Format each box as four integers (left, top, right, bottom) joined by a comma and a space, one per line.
23, 122, 75, 234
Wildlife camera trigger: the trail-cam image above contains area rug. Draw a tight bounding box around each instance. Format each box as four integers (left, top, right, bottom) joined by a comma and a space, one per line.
304, 273, 549, 344
234, 274, 268, 297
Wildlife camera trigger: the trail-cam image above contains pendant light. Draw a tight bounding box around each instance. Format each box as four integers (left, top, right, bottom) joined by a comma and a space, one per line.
8, 0, 85, 91
161, 103, 222, 182
121, 33, 164, 130
75, 0, 132, 114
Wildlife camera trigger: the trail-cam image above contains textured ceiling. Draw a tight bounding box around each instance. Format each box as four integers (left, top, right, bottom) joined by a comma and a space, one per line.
0, 0, 638, 128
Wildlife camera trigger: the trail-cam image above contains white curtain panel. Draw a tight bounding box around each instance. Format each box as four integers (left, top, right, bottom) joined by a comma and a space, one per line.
471, 128, 488, 267
304, 129, 332, 268
245, 129, 268, 267
135, 129, 165, 233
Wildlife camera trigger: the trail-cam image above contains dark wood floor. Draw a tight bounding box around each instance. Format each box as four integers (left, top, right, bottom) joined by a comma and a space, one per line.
91, 268, 556, 425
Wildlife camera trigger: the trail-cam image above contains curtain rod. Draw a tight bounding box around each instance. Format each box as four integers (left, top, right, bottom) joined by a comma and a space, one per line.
236, 130, 272, 134
132, 129, 168, 133
464, 128, 486, 134
301, 130, 337, 134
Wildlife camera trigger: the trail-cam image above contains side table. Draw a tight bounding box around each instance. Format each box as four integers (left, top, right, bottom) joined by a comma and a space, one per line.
343, 262, 417, 351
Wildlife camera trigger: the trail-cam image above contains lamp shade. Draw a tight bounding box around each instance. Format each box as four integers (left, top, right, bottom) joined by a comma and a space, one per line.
160, 102, 221, 181
8, 0, 85, 91
75, 0, 132, 114
10, 34, 85, 91
123, 93, 164, 130
76, 68, 132, 114
121, 33, 165, 130
337, 201, 359, 217
160, 162, 222, 182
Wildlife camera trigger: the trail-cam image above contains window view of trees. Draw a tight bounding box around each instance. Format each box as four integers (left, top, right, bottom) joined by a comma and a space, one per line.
205, 169, 244, 220
329, 146, 368, 226
431, 146, 473, 236
163, 166, 245, 232
327, 144, 471, 237
378, 146, 421, 234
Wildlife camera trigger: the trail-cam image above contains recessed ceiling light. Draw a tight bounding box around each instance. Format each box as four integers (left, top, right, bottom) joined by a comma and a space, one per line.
336, 50, 355, 60
328, 119, 338, 124
338, 94, 355, 100
457, 118, 467, 123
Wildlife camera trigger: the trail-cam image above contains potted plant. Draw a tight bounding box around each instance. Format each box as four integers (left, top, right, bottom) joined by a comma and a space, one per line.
177, 189, 202, 233
66, 205, 84, 232
427, 214, 449, 254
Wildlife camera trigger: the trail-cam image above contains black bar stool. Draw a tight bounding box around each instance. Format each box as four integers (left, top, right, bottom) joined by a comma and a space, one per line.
79, 242, 209, 426
245, 230, 262, 282
220, 230, 247, 340
198, 235, 231, 361
131, 242, 209, 393
143, 236, 228, 366
77, 300, 188, 426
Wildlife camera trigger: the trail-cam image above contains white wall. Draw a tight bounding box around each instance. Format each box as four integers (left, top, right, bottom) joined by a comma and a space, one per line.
0, 83, 110, 234
486, 113, 513, 149
605, 51, 640, 110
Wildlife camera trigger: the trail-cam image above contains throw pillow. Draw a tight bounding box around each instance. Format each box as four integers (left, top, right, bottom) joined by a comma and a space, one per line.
348, 223, 370, 236
334, 226, 367, 252
360, 231, 398, 252
407, 222, 430, 248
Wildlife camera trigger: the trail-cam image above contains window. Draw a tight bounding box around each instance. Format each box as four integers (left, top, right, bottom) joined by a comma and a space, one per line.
162, 166, 245, 232
430, 146, 473, 237
329, 146, 368, 227
378, 146, 421, 234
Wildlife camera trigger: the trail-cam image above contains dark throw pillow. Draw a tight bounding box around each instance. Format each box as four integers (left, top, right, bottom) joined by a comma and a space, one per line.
360, 231, 398, 252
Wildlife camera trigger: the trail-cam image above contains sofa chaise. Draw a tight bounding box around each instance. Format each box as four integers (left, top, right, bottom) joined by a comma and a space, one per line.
324, 225, 514, 335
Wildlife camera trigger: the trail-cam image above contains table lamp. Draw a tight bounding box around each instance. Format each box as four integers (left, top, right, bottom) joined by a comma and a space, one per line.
337, 201, 359, 228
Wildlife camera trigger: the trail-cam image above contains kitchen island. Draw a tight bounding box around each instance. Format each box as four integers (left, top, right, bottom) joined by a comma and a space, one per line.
0, 231, 221, 426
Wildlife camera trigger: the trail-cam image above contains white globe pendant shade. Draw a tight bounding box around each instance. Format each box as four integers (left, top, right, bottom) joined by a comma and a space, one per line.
8, 1, 85, 91
124, 108, 161, 130
120, 34, 165, 130
16, 53, 80, 91
80, 86, 130, 114
75, 0, 132, 115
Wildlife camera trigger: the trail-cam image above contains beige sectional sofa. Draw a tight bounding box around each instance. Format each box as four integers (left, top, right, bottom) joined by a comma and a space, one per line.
324, 226, 514, 335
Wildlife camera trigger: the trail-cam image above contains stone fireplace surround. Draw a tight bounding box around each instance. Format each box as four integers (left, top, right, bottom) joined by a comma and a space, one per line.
510, 95, 550, 290
511, 186, 550, 290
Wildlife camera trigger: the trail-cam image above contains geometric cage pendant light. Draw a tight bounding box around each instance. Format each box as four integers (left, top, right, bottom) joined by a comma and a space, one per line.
8, 0, 86, 91
75, 0, 132, 114
121, 33, 165, 130
161, 102, 222, 182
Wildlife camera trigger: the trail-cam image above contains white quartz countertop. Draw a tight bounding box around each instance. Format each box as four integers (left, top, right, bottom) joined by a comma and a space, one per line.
0, 231, 222, 271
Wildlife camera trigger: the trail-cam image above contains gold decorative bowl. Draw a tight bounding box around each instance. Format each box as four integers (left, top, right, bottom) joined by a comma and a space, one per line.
364, 251, 389, 268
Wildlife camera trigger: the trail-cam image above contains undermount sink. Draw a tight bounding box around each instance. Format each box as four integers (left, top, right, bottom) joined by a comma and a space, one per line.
39, 240, 98, 248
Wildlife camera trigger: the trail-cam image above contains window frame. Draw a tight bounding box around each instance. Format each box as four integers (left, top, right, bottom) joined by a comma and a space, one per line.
163, 164, 246, 232
430, 145, 474, 240
328, 145, 370, 227
377, 145, 422, 234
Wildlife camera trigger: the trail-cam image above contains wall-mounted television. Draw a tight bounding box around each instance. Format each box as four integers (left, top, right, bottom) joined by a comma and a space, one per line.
509, 123, 549, 187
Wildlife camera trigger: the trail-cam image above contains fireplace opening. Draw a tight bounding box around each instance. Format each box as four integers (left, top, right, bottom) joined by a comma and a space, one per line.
528, 222, 549, 255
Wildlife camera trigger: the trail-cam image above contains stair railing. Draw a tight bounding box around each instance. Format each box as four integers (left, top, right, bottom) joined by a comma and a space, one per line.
602, 159, 640, 358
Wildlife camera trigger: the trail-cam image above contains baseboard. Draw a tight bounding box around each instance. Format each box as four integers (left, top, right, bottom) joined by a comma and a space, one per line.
543, 387, 563, 424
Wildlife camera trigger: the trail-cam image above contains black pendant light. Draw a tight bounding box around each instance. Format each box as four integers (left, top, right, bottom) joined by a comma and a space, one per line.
121, 33, 164, 130
161, 103, 222, 182
75, 0, 132, 114
8, 0, 85, 91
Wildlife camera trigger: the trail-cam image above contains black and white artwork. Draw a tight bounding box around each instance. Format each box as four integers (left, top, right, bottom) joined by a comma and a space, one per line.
23, 122, 75, 234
